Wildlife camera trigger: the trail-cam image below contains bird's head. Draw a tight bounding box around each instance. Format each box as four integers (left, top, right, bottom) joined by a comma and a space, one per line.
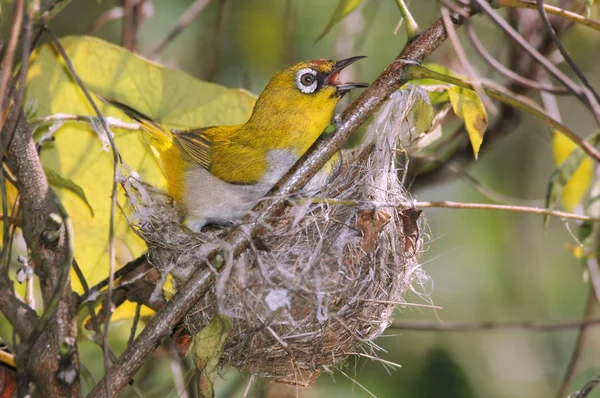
248, 56, 368, 133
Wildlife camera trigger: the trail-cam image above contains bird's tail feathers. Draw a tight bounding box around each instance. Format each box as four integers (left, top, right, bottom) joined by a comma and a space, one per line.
96, 94, 173, 143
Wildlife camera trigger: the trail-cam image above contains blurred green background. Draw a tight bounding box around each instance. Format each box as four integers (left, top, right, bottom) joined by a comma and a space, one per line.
3, 0, 600, 397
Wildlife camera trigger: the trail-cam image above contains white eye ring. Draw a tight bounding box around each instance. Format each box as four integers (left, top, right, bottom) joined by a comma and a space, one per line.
296, 68, 318, 94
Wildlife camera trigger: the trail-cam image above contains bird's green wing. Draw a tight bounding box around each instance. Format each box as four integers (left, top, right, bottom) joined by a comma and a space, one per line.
172, 128, 213, 170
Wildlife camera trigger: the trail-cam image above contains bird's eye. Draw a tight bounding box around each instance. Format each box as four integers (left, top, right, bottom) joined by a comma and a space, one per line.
295, 68, 318, 94
300, 73, 315, 86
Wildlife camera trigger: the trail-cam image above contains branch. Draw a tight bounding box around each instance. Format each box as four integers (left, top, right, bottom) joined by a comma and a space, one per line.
409, 0, 578, 191
0, 0, 24, 123
390, 318, 600, 331
494, 0, 600, 32
4, 96, 80, 397
535, 0, 600, 105
88, 13, 471, 398
473, 0, 600, 123
414, 200, 600, 222
577, 374, 600, 398
148, 0, 213, 59
557, 285, 597, 398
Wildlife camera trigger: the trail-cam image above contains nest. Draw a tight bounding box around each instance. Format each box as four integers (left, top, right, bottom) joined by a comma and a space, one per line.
124, 89, 427, 385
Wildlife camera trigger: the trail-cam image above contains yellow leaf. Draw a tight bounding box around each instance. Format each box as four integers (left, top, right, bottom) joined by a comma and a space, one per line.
192, 314, 233, 398
448, 86, 488, 159
25, 36, 257, 295
551, 130, 593, 212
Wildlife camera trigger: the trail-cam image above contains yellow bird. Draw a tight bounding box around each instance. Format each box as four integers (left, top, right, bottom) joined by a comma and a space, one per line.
105, 56, 367, 231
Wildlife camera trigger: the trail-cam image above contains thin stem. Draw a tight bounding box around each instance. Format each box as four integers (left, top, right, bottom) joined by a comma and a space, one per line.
465, 21, 569, 94
390, 318, 600, 331
535, 0, 600, 105
44, 28, 121, 396
33, 113, 141, 132
577, 374, 600, 398
440, 6, 496, 113
0, 173, 10, 279
393, 0, 419, 38
493, 0, 600, 32
149, 0, 213, 59
474, 0, 600, 123
556, 286, 596, 398
71, 259, 120, 364
282, 0, 296, 66
204, 0, 228, 82
80, 254, 148, 302
0, 0, 24, 128
413, 200, 600, 222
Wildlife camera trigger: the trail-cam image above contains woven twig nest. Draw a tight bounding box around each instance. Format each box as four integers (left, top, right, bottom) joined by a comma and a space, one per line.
124, 89, 426, 385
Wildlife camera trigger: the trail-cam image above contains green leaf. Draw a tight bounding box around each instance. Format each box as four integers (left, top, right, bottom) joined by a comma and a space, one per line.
545, 132, 600, 228
44, 167, 94, 217
447, 86, 488, 159
315, 0, 364, 43
192, 314, 233, 398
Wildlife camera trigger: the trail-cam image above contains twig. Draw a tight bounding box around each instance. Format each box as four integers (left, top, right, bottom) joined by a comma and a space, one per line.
4, 12, 46, 158
557, 286, 596, 398
465, 21, 569, 94
80, 254, 149, 302
122, 0, 137, 51
44, 28, 121, 397
473, 0, 600, 123
33, 113, 141, 132
440, 5, 496, 113
0, 213, 21, 226
393, 0, 419, 38
390, 318, 600, 331
409, 0, 577, 192
0, 0, 24, 127
587, 257, 600, 310
128, 303, 143, 347
413, 200, 600, 222
165, 338, 189, 398
282, 0, 296, 66
0, 173, 10, 279
494, 0, 600, 32
88, 14, 471, 398
535, 0, 600, 105
71, 259, 120, 366
204, 0, 228, 82
149, 0, 213, 59
577, 374, 600, 397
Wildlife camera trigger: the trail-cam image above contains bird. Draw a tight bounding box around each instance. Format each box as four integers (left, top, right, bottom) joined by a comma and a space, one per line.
104, 56, 368, 231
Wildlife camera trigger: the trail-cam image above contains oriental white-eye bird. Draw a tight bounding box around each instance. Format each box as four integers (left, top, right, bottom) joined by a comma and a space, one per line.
105, 56, 368, 231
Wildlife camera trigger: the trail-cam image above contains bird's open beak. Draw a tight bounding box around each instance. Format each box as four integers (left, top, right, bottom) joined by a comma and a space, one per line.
327, 56, 369, 95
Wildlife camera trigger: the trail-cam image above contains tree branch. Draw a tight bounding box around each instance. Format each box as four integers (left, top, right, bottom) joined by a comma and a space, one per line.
4, 90, 80, 397
390, 318, 600, 331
